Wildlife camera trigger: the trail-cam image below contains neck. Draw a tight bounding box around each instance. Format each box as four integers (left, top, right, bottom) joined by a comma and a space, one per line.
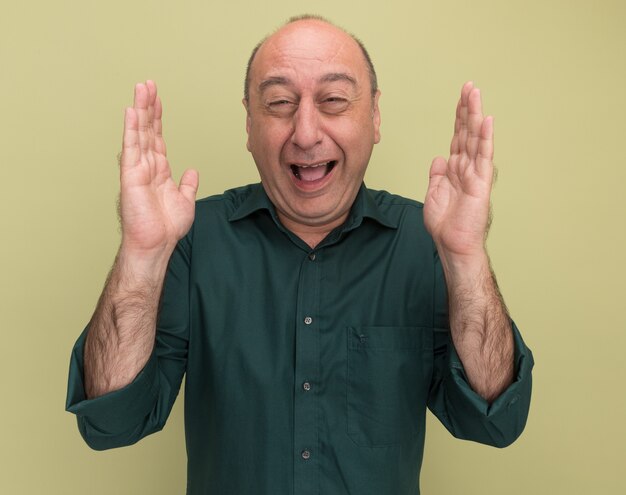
277, 211, 349, 249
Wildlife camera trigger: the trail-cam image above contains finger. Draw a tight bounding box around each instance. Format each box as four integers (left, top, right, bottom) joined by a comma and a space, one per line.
146, 80, 157, 112
121, 107, 139, 169
134, 83, 150, 153
462, 81, 474, 100
476, 115, 494, 179
466, 87, 484, 159
450, 99, 462, 155
153, 95, 167, 156
146, 80, 157, 151
457, 81, 473, 155
179, 169, 199, 203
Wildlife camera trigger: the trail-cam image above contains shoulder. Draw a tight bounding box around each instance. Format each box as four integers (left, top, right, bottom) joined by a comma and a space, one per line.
365, 187, 425, 227
184, 183, 263, 245
195, 183, 260, 218
368, 188, 423, 209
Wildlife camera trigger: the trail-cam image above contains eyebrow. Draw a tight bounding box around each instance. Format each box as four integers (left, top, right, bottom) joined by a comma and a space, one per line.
319, 72, 357, 87
258, 72, 358, 94
258, 76, 291, 94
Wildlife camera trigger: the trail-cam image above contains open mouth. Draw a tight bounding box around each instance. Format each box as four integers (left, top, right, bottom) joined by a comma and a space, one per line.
290, 161, 337, 182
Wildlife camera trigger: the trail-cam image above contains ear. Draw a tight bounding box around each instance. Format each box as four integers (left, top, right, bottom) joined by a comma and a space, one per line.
242, 98, 252, 151
372, 90, 381, 144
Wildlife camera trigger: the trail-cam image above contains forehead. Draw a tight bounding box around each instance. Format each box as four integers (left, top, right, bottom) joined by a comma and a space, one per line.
251, 21, 368, 90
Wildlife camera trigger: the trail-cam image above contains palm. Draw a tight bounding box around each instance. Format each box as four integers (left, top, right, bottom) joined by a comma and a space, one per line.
119, 81, 198, 253
424, 82, 494, 257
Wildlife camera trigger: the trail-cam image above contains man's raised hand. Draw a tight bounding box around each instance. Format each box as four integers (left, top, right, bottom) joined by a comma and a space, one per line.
423, 83, 514, 402
424, 82, 494, 258
84, 81, 198, 398
119, 80, 198, 256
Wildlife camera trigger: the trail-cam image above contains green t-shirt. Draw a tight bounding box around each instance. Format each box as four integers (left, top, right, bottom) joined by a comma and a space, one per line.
66, 183, 533, 495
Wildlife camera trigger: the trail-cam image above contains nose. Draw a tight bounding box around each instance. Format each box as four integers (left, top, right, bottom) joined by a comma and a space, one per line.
290, 99, 323, 150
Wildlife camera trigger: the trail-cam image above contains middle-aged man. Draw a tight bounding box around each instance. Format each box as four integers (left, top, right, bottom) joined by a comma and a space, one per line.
67, 15, 533, 495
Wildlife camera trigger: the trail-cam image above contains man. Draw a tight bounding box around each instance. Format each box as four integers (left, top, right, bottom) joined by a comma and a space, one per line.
66, 15, 533, 495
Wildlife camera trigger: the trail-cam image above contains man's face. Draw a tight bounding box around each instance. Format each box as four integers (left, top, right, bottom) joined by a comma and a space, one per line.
244, 20, 381, 235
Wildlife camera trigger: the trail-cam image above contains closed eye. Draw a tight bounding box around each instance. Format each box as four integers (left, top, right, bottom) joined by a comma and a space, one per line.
265, 99, 297, 116
269, 100, 293, 106
320, 97, 349, 113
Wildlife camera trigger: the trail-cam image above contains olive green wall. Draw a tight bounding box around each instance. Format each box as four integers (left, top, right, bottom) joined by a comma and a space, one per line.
1, 0, 624, 493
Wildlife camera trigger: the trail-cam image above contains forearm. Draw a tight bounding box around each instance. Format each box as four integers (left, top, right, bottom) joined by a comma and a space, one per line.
438, 248, 514, 403
84, 247, 172, 399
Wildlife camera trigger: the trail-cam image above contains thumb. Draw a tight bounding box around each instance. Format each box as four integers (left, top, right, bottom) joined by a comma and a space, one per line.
428, 156, 448, 180
427, 157, 447, 191
179, 169, 199, 203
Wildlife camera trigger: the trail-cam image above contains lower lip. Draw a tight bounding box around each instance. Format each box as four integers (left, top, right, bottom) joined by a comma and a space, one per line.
290, 163, 336, 192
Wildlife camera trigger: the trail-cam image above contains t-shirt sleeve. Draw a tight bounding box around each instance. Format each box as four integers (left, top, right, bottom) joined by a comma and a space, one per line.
65, 234, 192, 450
427, 250, 534, 448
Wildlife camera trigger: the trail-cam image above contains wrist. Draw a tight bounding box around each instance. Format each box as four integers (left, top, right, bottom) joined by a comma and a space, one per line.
116, 242, 175, 283
436, 245, 491, 288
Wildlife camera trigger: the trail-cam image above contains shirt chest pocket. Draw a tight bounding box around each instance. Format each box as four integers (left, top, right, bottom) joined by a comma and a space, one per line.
346, 326, 434, 447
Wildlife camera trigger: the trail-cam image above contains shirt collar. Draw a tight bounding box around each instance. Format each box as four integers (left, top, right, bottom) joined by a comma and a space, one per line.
228, 183, 398, 231
228, 183, 276, 222
345, 184, 398, 231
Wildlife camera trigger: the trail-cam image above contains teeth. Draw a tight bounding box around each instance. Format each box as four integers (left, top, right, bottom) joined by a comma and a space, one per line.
294, 161, 330, 168
289, 160, 336, 181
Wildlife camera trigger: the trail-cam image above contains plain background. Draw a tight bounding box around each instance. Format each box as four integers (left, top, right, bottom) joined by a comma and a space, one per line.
1, 0, 624, 493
